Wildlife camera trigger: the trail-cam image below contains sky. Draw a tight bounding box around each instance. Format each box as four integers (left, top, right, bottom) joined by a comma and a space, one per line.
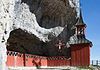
81, 0, 100, 60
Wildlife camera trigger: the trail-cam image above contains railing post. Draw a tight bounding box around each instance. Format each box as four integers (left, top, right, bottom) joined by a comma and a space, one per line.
96, 60, 98, 66
92, 60, 93, 65
23, 53, 26, 66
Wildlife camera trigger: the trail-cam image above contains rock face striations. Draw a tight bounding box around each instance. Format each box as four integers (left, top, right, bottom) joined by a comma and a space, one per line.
22, 0, 77, 28
5, 0, 79, 57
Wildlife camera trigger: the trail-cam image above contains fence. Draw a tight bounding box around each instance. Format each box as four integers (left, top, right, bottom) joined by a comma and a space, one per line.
91, 60, 100, 66
6, 51, 70, 67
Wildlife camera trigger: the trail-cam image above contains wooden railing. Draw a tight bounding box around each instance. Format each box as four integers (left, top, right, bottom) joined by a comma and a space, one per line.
7, 51, 70, 67
91, 60, 100, 66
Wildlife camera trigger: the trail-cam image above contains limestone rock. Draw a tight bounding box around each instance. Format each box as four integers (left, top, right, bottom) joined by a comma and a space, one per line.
6, 0, 79, 56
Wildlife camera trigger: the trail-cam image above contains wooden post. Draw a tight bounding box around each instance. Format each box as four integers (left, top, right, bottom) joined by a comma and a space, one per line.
96, 60, 98, 66
92, 60, 93, 65
23, 53, 26, 66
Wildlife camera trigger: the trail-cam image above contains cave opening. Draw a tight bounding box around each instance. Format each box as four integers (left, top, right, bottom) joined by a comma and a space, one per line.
6, 29, 71, 58
7, 29, 47, 56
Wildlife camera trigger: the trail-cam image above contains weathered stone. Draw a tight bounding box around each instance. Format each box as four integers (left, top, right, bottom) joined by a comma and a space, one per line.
7, 0, 78, 57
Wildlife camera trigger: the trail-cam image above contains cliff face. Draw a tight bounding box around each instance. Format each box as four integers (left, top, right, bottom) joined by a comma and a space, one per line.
22, 0, 77, 28
5, 0, 80, 57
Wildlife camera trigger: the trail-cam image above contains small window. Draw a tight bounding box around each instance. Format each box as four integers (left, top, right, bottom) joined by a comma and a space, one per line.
78, 28, 84, 35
